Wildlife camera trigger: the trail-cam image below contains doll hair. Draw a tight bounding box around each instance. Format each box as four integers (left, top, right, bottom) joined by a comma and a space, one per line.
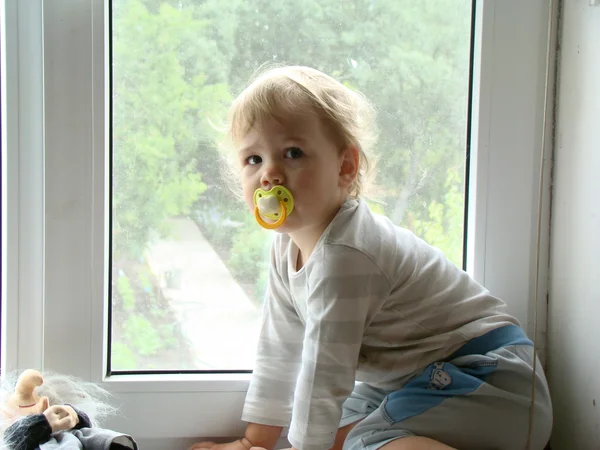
0, 371, 117, 445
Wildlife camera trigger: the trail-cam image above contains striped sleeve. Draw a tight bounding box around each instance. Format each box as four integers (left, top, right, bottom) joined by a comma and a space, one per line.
287, 246, 391, 450
242, 243, 305, 427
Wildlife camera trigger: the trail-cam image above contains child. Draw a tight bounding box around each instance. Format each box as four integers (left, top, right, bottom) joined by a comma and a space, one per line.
190, 66, 553, 450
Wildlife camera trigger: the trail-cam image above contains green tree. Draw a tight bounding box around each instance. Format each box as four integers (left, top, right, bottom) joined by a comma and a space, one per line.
112, 0, 233, 259
111, 0, 236, 369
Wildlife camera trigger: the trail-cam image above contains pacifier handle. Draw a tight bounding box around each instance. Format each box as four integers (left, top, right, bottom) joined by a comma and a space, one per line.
254, 201, 287, 230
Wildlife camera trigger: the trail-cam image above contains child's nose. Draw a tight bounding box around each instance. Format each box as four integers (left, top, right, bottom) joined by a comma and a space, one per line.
260, 164, 285, 188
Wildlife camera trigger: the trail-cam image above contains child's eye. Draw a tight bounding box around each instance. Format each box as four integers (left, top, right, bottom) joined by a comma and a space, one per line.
285, 147, 304, 159
246, 155, 262, 165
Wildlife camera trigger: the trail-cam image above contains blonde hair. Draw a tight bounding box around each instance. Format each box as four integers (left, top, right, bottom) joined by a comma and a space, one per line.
226, 65, 378, 198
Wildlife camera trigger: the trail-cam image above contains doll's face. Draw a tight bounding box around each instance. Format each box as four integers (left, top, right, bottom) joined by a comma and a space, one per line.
1, 395, 49, 422
19, 396, 49, 416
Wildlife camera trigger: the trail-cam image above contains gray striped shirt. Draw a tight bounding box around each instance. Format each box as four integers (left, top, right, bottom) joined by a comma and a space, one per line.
242, 199, 518, 450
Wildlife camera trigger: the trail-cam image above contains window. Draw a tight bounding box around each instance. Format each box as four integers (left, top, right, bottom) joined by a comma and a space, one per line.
2, 0, 555, 447
110, 0, 472, 373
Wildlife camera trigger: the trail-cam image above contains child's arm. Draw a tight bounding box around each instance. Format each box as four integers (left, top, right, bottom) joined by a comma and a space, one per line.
243, 423, 284, 450
241, 242, 304, 430
287, 247, 391, 450
189, 242, 299, 450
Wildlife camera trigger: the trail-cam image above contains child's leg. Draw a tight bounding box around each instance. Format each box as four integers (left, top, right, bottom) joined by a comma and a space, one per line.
331, 421, 362, 450
335, 383, 389, 450
379, 437, 456, 450
334, 418, 457, 450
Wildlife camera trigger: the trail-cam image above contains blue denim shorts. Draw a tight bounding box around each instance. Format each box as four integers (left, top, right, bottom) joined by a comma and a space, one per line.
340, 325, 553, 450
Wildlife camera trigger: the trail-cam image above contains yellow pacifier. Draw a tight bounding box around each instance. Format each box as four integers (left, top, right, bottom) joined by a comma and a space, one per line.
253, 185, 295, 230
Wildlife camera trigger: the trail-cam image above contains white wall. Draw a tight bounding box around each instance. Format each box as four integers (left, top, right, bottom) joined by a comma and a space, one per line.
547, 1, 600, 449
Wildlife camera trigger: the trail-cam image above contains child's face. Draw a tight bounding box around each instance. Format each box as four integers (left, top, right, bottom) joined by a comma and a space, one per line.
238, 110, 357, 238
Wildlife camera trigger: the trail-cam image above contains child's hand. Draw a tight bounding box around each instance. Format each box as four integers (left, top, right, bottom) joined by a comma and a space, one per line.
187, 441, 219, 450
188, 439, 266, 450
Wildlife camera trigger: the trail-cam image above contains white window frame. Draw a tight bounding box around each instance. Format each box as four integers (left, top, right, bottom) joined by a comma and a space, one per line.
1, 0, 556, 448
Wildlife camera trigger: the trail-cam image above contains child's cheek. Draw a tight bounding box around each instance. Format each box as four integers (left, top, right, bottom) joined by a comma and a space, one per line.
296, 170, 315, 195
243, 191, 255, 213
241, 177, 256, 212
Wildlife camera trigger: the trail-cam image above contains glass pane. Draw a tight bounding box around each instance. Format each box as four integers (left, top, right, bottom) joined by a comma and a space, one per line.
110, 0, 472, 372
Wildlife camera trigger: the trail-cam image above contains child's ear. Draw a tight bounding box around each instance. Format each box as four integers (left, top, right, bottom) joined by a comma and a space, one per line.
339, 146, 360, 188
